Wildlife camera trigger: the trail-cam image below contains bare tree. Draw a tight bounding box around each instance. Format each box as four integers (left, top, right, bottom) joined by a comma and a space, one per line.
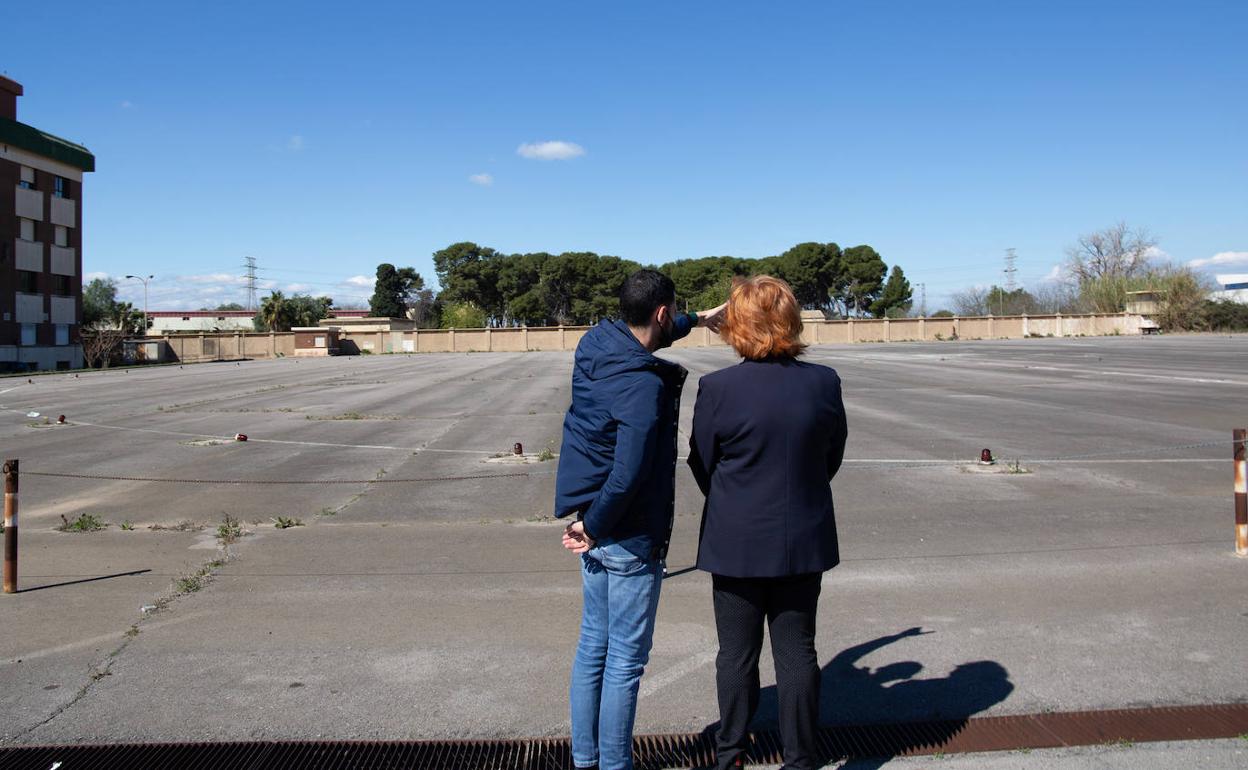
951, 286, 991, 316
1031, 281, 1083, 314
1065, 222, 1157, 283
81, 329, 127, 368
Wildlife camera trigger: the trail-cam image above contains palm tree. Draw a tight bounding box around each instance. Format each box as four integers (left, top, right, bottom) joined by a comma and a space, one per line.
110, 302, 146, 334
259, 291, 294, 332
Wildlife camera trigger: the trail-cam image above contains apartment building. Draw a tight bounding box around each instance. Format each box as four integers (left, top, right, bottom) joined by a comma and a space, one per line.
0, 76, 95, 371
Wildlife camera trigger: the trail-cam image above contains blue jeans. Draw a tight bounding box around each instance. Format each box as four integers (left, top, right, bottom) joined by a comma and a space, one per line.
570, 535, 664, 770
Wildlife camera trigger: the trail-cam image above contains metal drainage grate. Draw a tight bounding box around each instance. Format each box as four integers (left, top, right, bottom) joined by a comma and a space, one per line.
2, 703, 1245, 769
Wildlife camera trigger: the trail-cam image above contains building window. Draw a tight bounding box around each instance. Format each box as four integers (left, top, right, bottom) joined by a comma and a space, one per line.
55, 324, 69, 346
20, 324, 36, 346
17, 271, 38, 293
19, 166, 35, 189
19, 218, 36, 241
52, 275, 72, 296
54, 226, 69, 247
54, 176, 68, 199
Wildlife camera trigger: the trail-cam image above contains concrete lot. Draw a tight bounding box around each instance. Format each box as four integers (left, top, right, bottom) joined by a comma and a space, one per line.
0, 336, 1245, 764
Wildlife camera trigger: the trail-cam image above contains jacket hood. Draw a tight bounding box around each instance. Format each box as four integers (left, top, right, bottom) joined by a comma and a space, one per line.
575, 319, 673, 381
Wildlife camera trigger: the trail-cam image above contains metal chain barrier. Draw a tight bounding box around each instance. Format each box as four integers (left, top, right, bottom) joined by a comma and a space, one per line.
25, 469, 553, 485
19, 437, 1246, 484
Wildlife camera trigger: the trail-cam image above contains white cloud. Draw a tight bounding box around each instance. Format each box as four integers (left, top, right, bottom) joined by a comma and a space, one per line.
1187, 250, 1248, 269
87, 270, 382, 310
120, 100, 134, 109
1042, 264, 1065, 282
287, 134, 305, 152
468, 173, 494, 186
517, 140, 585, 161
180, 273, 248, 285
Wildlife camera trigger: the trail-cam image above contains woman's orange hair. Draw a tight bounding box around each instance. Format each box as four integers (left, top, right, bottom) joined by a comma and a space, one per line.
721, 275, 807, 360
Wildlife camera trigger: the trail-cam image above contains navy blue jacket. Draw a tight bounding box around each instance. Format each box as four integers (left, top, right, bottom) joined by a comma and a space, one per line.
554, 316, 694, 551
688, 358, 848, 578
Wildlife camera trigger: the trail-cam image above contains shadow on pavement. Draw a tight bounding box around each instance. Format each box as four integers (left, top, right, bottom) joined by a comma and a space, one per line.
17, 568, 152, 593
699, 627, 1014, 769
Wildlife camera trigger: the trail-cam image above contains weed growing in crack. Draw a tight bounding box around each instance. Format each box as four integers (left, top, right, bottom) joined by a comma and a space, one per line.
174, 559, 226, 595
217, 515, 244, 545
59, 513, 107, 532
175, 575, 204, 593
150, 520, 203, 532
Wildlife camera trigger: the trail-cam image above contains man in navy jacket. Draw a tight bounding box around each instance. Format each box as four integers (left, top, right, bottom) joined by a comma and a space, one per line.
556, 269, 722, 770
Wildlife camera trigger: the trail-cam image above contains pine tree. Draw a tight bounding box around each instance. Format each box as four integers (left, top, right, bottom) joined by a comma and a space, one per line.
369, 264, 406, 318
871, 266, 913, 318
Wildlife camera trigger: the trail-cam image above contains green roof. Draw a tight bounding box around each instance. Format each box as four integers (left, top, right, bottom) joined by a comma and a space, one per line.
0, 117, 94, 172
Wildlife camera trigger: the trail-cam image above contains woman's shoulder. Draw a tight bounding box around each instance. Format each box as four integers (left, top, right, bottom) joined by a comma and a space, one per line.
781, 357, 842, 381
817, 360, 843, 379
697, 364, 736, 391
702, 358, 842, 380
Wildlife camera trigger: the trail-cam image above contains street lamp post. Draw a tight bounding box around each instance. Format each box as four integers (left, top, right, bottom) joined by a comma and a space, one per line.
124, 274, 153, 337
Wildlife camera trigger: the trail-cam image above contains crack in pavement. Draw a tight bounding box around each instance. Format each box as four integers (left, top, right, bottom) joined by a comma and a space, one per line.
2, 545, 239, 745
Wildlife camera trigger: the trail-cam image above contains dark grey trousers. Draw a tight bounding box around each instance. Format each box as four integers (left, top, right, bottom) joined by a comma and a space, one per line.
711, 572, 823, 770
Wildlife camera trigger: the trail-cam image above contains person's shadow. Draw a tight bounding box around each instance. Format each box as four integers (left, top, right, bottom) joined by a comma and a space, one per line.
698, 627, 1014, 769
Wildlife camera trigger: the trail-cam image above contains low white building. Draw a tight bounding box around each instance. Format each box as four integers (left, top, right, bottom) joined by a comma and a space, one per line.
148, 309, 371, 334
1212, 274, 1248, 303
148, 310, 256, 333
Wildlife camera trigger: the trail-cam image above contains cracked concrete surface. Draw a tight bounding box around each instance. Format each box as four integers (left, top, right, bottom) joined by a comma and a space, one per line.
0, 338, 1245, 758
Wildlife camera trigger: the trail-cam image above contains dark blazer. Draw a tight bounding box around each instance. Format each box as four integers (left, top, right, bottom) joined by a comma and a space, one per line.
688, 357, 848, 578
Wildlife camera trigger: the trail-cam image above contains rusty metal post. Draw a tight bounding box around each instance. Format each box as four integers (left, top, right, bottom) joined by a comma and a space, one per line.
4, 459, 17, 593
1235, 429, 1247, 558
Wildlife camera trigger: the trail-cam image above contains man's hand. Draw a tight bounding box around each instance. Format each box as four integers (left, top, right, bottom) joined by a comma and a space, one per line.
562, 521, 595, 554
697, 302, 727, 333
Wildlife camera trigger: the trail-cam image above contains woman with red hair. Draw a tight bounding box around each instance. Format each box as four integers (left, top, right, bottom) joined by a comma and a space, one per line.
688, 275, 849, 770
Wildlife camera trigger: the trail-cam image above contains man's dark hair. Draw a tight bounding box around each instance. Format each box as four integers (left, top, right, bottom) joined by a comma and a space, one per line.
619, 269, 676, 327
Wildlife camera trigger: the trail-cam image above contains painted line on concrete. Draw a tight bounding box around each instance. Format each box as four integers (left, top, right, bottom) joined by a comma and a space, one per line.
5, 610, 212, 665
805, 349, 1248, 386
675, 456, 1220, 466
841, 538, 1224, 563
639, 649, 717, 699
972, 362, 1248, 386
1027, 458, 1219, 464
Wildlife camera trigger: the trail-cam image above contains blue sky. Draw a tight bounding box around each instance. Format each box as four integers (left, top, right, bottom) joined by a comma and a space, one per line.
8, 0, 1246, 310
